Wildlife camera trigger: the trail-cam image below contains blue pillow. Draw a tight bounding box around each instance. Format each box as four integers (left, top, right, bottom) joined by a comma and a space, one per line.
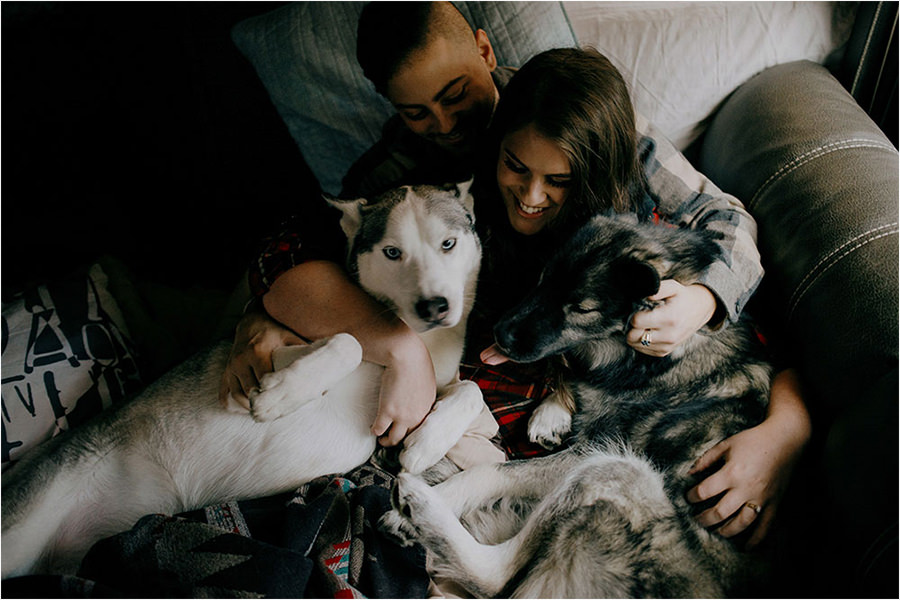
232, 1, 577, 195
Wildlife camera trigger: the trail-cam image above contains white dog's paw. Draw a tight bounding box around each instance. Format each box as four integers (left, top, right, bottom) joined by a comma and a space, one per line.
393, 473, 457, 536
379, 473, 435, 546
527, 394, 572, 449
249, 334, 363, 422
248, 378, 294, 422
399, 424, 454, 475
378, 508, 418, 547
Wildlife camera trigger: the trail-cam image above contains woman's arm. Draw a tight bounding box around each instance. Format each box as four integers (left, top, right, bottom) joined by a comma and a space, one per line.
637, 112, 764, 324
627, 113, 764, 356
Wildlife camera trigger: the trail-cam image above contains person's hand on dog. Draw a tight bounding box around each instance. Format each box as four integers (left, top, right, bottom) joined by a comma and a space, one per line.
685, 369, 811, 547
371, 328, 437, 447
219, 309, 307, 411
627, 280, 718, 357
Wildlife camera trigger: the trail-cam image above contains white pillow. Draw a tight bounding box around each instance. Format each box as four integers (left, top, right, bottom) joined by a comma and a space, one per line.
563, 1, 856, 149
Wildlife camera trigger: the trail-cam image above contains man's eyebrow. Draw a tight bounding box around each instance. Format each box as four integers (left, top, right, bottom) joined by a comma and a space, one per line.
395, 76, 467, 108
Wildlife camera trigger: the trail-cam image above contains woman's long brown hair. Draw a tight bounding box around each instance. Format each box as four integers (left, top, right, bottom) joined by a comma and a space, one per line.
487, 47, 643, 235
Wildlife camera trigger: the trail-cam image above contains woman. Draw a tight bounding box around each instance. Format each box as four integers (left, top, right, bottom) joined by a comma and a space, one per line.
468, 47, 810, 547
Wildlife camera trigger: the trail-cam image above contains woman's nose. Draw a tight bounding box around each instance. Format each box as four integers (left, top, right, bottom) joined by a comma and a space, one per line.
522, 178, 545, 205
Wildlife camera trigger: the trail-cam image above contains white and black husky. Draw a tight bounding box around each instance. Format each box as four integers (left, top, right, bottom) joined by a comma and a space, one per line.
2, 181, 486, 578
381, 213, 773, 598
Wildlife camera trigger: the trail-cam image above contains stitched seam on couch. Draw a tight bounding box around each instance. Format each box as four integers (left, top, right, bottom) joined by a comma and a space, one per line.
851, 1, 884, 96
749, 138, 898, 211
787, 223, 899, 323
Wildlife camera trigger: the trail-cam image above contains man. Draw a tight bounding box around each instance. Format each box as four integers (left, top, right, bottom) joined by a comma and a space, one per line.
220, 2, 763, 450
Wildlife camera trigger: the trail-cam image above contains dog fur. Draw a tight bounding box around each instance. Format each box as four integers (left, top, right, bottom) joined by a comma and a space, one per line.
2, 181, 485, 578
380, 213, 772, 598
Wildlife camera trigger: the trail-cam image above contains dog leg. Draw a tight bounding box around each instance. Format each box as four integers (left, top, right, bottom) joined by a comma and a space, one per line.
527, 362, 576, 450
437, 451, 578, 515
527, 390, 574, 450
391, 472, 523, 597
249, 333, 363, 422
379, 452, 576, 545
399, 379, 484, 474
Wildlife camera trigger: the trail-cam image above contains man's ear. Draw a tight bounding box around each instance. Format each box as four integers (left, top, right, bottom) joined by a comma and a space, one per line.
610, 256, 661, 301
474, 29, 497, 71
324, 194, 365, 240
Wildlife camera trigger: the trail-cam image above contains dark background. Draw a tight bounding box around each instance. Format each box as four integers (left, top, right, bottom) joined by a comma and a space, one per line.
2, 2, 318, 294
3, 1, 896, 296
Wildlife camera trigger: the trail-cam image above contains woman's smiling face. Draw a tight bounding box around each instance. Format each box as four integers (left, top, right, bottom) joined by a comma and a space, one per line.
496, 124, 572, 236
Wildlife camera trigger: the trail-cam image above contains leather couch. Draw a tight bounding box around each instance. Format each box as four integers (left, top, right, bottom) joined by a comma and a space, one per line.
701, 60, 898, 597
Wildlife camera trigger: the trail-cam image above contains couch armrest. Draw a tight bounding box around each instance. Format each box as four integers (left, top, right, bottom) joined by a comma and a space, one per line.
699, 60, 898, 421
699, 59, 898, 596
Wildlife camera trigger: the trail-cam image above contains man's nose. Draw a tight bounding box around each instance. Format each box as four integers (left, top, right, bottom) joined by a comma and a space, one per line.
430, 107, 456, 135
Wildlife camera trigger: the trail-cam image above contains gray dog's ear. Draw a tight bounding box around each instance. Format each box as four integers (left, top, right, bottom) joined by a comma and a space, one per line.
610, 256, 661, 301
324, 194, 366, 239
455, 177, 476, 219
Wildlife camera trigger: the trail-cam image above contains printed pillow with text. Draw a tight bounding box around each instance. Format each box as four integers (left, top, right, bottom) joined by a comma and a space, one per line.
1, 264, 143, 467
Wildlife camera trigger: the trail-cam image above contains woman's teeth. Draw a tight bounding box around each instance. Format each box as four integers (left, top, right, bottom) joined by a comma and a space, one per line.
517, 199, 546, 215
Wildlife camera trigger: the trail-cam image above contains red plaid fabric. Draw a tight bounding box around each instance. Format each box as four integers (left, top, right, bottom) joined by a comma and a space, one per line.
459, 360, 555, 461
249, 228, 307, 298
459, 324, 559, 461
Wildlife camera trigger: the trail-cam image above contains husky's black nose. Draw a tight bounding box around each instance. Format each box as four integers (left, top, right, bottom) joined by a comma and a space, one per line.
416, 297, 450, 323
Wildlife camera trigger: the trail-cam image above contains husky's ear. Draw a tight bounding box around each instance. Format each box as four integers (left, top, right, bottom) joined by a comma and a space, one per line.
454, 177, 476, 217
610, 256, 661, 301
324, 194, 366, 239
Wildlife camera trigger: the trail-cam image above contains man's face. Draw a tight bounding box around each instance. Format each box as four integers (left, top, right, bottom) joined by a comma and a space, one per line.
385, 31, 498, 156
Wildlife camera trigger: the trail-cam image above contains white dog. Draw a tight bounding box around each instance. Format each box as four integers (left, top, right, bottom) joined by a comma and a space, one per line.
2, 181, 487, 578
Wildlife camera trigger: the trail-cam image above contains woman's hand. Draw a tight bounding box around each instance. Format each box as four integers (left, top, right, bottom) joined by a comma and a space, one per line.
627, 280, 718, 356
218, 308, 307, 410
685, 369, 811, 547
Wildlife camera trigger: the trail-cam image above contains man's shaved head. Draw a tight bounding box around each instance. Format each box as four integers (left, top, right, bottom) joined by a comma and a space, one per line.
357, 2, 476, 95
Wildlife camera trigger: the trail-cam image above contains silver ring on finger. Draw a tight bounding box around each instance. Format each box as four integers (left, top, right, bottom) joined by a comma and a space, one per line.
640, 329, 652, 347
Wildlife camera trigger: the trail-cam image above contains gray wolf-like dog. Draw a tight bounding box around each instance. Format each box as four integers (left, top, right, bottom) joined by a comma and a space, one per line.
381, 213, 772, 598
2, 181, 485, 578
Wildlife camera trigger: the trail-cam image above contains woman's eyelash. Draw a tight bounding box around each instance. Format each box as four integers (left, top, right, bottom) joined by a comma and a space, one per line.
547, 178, 571, 188
504, 157, 528, 173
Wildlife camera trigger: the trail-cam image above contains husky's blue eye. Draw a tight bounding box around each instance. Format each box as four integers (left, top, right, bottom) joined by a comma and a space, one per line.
442, 238, 457, 252
383, 247, 402, 260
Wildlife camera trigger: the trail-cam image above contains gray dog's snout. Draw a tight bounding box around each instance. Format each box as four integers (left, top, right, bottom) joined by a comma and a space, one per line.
416, 297, 450, 322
